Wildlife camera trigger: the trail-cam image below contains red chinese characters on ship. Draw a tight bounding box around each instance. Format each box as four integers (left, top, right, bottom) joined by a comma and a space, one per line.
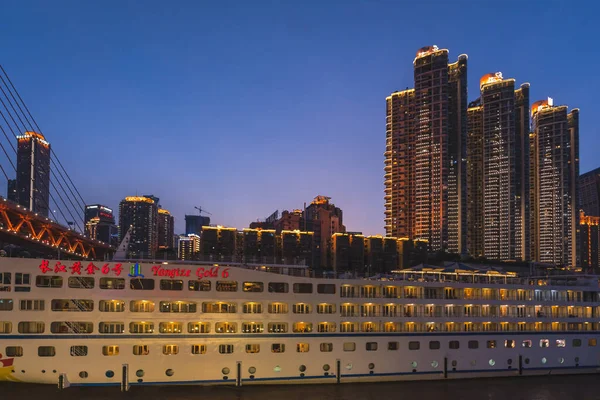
38, 260, 123, 276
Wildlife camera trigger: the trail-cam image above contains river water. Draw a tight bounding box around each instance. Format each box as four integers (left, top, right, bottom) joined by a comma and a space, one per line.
1, 375, 599, 400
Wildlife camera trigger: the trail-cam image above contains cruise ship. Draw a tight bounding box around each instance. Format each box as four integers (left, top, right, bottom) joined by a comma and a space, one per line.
0, 258, 599, 389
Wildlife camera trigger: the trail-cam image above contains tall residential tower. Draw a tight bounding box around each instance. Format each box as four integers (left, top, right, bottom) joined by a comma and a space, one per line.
16, 131, 51, 216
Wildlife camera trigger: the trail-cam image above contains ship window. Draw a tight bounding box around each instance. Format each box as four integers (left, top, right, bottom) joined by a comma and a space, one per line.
188, 280, 211, 291
268, 282, 288, 293
246, 344, 260, 354
133, 345, 150, 356
202, 302, 236, 313
20, 299, 45, 311
0, 272, 10, 286
540, 339, 549, 348
589, 339, 597, 347
159, 301, 196, 313
38, 346, 56, 357
573, 339, 582, 347
130, 300, 155, 312
243, 282, 263, 293
163, 345, 179, 355
343, 342, 356, 352
242, 322, 264, 333
487, 340, 496, 349
70, 346, 88, 356
267, 302, 288, 314
100, 278, 125, 290
449, 341, 460, 349
271, 343, 285, 353
215, 322, 237, 333
15, 273, 29, 285
468, 341, 479, 349
36, 275, 63, 288
160, 280, 183, 291
505, 340, 515, 348
68, 277, 95, 289
293, 283, 313, 294
522, 340, 532, 348
216, 281, 238, 292
556, 339, 566, 348
429, 341, 440, 350
219, 344, 234, 354
159, 322, 183, 334
317, 284, 336, 294
6, 346, 23, 357
51, 299, 93, 312
317, 322, 336, 332
191, 344, 207, 355
99, 300, 125, 312
0, 299, 13, 311
188, 322, 210, 333
129, 322, 154, 334
0, 321, 11, 333
130, 278, 155, 290
292, 303, 312, 314
51, 321, 93, 334
408, 341, 420, 350
268, 323, 288, 333
296, 343, 309, 353
317, 303, 336, 314
18, 321, 44, 333
243, 302, 263, 313
293, 322, 312, 333
388, 342, 399, 350
99, 322, 124, 334
320, 343, 333, 352
366, 342, 378, 351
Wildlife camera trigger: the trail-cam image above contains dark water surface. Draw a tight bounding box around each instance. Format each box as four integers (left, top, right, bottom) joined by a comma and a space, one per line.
2, 375, 599, 400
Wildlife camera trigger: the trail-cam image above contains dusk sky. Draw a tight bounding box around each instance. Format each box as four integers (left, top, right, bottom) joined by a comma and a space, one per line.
1, 1, 597, 235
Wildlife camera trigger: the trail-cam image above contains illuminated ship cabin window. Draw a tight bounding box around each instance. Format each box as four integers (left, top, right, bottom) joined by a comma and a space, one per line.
242, 322, 264, 333
384, 286, 398, 298
0, 299, 13, 311
70, 346, 88, 356
268, 282, 288, 293
133, 345, 150, 356
159, 322, 183, 334
215, 322, 237, 333
216, 281, 238, 292
340, 303, 358, 316
268, 323, 288, 333
340, 285, 357, 298
243, 282, 264, 293
6, 346, 23, 357
271, 343, 285, 353
556, 339, 566, 348
487, 340, 496, 349
522, 340, 532, 348
99, 322, 125, 334
540, 339, 549, 348
293, 283, 313, 294
343, 342, 356, 352
589, 339, 597, 347
21, 299, 45, 311
160, 301, 197, 313
38, 346, 56, 357
51, 321, 93, 334
130, 300, 155, 312
246, 344, 260, 354
317, 303, 336, 314
293, 303, 312, 314
340, 322, 358, 333
320, 343, 333, 352
18, 321, 44, 334
51, 299, 93, 312
160, 280, 183, 291
268, 303, 288, 314
68, 277, 95, 289
293, 322, 312, 333
0, 321, 11, 333
366, 342, 378, 351
99, 300, 125, 312
202, 302, 236, 313
130, 278, 155, 291
360, 286, 378, 298
188, 280, 211, 292
384, 322, 400, 332
102, 345, 119, 356
129, 322, 154, 334
361, 322, 379, 332
188, 322, 210, 333
317, 322, 336, 333
243, 302, 263, 314
296, 343, 309, 353
163, 345, 179, 355
219, 344, 234, 354
317, 284, 336, 294
36, 275, 63, 288
191, 344, 207, 355
100, 278, 125, 290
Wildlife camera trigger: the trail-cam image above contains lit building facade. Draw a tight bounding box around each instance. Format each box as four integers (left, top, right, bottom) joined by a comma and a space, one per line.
531, 99, 579, 267
16, 131, 50, 216
332, 232, 365, 274
118, 196, 158, 259
85, 204, 117, 245
580, 212, 599, 272
304, 195, 345, 270
7, 179, 17, 203
200, 226, 237, 262
466, 100, 484, 258
280, 230, 315, 267
239, 228, 277, 263
579, 167, 600, 217
177, 234, 200, 261
157, 208, 175, 250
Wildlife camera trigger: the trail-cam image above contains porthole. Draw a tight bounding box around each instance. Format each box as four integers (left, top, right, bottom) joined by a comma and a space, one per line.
451, 360, 457, 367
507, 359, 513, 365
411, 361, 418, 368
559, 358, 565, 364
274, 366, 281, 373
52, 370, 57, 374
299, 365, 306, 372
431, 361, 439, 368
166, 369, 174, 377
42, 370, 46, 374
106, 370, 114, 378
346, 363, 353, 370
525, 358, 530, 365
136, 370, 144, 378
489, 359, 495, 366
323, 364, 330, 371
541, 358, 547, 364
222, 367, 230, 375
79, 371, 88, 379
368, 363, 375, 370
248, 367, 256, 374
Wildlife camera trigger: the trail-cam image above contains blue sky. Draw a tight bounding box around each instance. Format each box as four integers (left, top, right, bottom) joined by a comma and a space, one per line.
1, 0, 596, 235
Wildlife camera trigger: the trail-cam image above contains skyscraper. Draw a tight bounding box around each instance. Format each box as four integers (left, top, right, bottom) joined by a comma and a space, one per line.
118, 196, 158, 259
531, 99, 579, 267
579, 167, 600, 217
16, 131, 50, 216
304, 195, 345, 269
385, 46, 467, 253
157, 208, 175, 250
84, 204, 118, 245
466, 99, 484, 258
6, 179, 17, 203
185, 214, 210, 235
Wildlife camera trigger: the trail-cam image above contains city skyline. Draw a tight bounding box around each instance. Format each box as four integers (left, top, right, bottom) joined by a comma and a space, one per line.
2, 1, 598, 236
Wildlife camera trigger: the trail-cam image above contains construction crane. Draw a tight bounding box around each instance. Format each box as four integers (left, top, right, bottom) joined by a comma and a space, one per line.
194, 206, 212, 216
